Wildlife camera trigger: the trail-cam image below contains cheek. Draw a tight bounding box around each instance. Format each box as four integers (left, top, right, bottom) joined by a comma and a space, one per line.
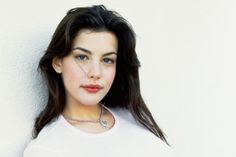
61, 62, 84, 87
104, 68, 116, 87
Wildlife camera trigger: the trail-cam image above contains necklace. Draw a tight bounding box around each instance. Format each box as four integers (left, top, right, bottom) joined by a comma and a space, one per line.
63, 104, 108, 129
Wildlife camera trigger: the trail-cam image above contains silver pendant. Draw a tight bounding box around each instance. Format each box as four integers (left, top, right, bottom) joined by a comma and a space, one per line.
100, 120, 108, 128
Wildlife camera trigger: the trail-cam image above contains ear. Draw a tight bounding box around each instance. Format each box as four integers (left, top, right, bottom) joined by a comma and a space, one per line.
52, 57, 63, 73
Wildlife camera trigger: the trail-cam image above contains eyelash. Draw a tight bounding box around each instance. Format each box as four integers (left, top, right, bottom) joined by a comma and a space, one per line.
103, 58, 115, 64
75, 55, 88, 61
74, 55, 116, 65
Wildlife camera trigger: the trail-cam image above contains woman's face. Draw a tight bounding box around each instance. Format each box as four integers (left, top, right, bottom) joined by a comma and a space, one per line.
52, 29, 118, 106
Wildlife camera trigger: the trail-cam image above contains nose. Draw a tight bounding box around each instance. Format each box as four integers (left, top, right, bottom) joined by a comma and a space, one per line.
87, 61, 101, 80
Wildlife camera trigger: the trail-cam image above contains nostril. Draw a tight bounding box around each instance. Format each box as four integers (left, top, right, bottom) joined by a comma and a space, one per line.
87, 66, 101, 79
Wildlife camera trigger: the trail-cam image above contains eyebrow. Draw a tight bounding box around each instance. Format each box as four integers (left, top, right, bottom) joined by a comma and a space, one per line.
72, 46, 117, 56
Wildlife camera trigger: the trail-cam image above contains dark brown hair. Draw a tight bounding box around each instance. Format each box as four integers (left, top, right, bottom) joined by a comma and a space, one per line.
35, 5, 169, 145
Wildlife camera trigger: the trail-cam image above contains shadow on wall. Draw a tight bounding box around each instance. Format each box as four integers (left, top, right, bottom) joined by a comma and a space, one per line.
0, 28, 50, 157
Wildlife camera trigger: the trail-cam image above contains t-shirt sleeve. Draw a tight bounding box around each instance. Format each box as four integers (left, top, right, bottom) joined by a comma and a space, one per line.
23, 145, 62, 157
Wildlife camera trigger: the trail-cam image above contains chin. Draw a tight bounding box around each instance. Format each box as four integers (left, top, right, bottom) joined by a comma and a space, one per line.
78, 99, 103, 106
74, 90, 108, 106
80, 93, 107, 105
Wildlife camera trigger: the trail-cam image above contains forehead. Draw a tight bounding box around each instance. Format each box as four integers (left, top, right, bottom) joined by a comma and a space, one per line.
72, 29, 118, 53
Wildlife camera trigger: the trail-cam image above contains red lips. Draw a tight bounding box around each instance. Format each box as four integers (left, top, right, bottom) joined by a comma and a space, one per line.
81, 84, 103, 93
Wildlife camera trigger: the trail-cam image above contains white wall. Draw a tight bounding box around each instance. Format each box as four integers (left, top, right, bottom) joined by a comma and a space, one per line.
0, 0, 236, 157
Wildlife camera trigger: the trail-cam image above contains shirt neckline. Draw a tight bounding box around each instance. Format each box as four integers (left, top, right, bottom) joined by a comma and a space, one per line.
59, 106, 119, 138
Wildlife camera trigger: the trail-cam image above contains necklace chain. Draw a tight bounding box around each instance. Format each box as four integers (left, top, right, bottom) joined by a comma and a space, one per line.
63, 104, 108, 129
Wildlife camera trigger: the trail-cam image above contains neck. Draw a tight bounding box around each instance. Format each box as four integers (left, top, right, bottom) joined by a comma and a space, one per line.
63, 102, 102, 121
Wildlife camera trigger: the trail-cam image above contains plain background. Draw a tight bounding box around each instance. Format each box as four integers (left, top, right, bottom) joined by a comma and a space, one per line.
0, 0, 236, 157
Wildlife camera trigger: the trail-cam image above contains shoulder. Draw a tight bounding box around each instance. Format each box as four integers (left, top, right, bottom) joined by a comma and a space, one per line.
23, 117, 63, 157
108, 107, 148, 132
23, 144, 62, 157
108, 107, 136, 124
109, 107, 175, 156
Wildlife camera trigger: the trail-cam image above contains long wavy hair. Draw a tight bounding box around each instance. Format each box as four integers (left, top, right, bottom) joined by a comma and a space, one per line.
34, 5, 168, 145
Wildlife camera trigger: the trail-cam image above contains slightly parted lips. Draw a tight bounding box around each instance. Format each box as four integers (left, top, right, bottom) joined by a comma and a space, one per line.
81, 84, 103, 89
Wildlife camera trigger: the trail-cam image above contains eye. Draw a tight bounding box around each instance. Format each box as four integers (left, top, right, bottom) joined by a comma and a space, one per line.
75, 55, 88, 61
103, 58, 115, 64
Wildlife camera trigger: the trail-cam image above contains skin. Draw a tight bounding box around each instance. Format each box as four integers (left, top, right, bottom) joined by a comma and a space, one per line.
52, 29, 118, 132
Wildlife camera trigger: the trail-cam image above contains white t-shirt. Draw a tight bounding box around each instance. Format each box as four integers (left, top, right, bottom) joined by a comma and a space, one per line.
23, 107, 174, 157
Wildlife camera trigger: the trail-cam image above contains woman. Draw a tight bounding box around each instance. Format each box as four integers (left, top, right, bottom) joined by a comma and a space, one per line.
24, 5, 173, 157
